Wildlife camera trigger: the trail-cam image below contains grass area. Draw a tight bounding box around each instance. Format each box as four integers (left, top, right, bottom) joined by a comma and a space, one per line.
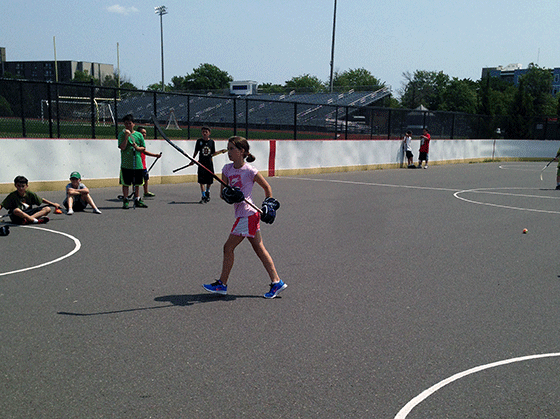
0, 118, 330, 140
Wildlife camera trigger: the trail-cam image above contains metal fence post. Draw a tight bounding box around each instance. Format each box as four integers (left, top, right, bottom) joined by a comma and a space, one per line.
233, 97, 237, 136
47, 82, 53, 138
334, 106, 339, 139
113, 88, 119, 139
55, 83, 61, 138
153, 91, 158, 139
90, 80, 96, 139
19, 82, 26, 138
345, 106, 349, 139
387, 108, 392, 140
187, 94, 190, 139
245, 98, 249, 139
450, 113, 455, 139
293, 102, 298, 140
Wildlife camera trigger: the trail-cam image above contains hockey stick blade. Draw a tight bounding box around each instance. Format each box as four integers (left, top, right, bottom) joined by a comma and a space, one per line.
151, 114, 261, 213
540, 156, 558, 181
147, 155, 161, 173
173, 150, 225, 173
172, 162, 192, 173
212, 148, 227, 157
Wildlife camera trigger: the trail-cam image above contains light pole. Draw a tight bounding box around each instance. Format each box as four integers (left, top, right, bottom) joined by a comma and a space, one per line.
154, 5, 168, 91
329, 0, 337, 93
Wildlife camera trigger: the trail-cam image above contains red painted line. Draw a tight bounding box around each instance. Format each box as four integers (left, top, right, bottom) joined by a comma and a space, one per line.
268, 140, 276, 177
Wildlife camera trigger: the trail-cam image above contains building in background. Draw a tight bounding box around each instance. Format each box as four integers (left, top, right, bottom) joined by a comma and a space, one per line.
482, 63, 560, 96
0, 47, 113, 82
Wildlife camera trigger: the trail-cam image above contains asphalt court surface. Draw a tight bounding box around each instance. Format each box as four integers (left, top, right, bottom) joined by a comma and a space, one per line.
2, 161, 560, 418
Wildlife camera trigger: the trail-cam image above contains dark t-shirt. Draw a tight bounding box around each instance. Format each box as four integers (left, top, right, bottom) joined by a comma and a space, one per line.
194, 138, 216, 184
1, 190, 43, 213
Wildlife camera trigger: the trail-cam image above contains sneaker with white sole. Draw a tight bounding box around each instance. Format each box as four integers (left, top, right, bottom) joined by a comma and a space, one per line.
264, 280, 287, 299
134, 199, 148, 208
202, 280, 227, 295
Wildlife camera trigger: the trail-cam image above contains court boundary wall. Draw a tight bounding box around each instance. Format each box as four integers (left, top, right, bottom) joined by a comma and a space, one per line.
0, 138, 558, 193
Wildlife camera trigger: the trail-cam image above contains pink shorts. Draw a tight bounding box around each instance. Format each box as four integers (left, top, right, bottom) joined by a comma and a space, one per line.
231, 213, 260, 238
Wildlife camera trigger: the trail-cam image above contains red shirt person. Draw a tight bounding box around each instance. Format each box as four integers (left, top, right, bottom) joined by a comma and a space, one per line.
418, 128, 431, 169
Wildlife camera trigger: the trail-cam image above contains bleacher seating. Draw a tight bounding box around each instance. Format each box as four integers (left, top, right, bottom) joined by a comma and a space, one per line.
116, 87, 391, 130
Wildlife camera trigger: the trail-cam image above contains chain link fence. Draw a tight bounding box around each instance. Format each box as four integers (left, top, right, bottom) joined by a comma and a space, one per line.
1, 78, 559, 140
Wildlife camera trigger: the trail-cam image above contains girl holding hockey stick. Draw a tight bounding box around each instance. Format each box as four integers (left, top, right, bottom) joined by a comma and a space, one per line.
203, 136, 286, 299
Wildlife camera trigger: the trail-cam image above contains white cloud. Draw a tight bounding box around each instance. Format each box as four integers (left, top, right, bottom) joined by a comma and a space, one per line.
107, 4, 139, 15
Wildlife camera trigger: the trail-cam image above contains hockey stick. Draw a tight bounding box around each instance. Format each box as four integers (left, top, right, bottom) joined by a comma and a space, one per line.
117, 192, 135, 200
213, 148, 228, 157
172, 163, 191, 173
540, 154, 559, 181
172, 149, 226, 173
147, 154, 161, 173
151, 114, 261, 213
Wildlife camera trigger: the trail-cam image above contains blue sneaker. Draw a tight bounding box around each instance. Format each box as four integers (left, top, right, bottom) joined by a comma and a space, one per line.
203, 280, 227, 295
264, 280, 287, 299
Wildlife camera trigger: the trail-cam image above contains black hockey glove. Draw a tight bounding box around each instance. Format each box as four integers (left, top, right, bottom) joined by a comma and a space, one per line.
262, 197, 280, 210
260, 204, 276, 224
221, 186, 244, 204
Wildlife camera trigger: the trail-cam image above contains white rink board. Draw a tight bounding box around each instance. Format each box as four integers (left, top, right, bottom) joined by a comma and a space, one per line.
1, 138, 558, 187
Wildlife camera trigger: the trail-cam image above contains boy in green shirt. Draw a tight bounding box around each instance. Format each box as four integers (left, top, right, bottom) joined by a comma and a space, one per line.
118, 114, 148, 209
0, 175, 60, 224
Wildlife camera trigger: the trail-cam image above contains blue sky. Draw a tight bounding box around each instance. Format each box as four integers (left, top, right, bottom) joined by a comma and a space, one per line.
3, 1, 560, 95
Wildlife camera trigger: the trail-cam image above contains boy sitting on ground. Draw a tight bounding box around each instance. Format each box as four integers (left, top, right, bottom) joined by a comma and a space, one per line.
0, 175, 60, 224
63, 171, 102, 215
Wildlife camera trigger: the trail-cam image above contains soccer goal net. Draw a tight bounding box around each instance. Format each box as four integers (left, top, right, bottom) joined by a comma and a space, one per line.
40, 97, 115, 125
165, 108, 181, 130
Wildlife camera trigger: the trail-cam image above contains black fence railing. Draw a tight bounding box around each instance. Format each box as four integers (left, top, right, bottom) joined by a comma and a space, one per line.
1, 78, 559, 140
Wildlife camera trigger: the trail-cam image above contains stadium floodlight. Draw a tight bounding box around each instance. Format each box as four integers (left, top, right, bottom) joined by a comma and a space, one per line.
155, 5, 168, 91
329, 0, 337, 93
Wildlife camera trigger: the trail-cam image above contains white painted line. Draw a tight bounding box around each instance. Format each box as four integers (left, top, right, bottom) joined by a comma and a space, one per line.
292, 176, 457, 192
292, 177, 560, 215
0, 226, 81, 277
463, 189, 560, 200
498, 164, 543, 172
394, 352, 560, 419
454, 188, 560, 214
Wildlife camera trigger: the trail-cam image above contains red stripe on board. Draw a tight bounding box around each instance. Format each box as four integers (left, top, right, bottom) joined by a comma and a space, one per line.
268, 140, 276, 177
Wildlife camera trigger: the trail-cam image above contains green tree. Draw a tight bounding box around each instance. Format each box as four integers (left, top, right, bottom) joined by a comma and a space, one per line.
72, 70, 99, 85
182, 63, 233, 91
400, 70, 450, 110
477, 75, 517, 116
147, 82, 169, 91
507, 79, 535, 138
259, 83, 285, 94
519, 64, 556, 116
170, 75, 186, 91
440, 78, 478, 114
285, 74, 325, 93
332, 68, 384, 91
101, 73, 137, 91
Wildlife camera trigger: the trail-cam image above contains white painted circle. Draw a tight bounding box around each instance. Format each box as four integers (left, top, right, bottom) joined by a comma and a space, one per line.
0, 225, 81, 277
454, 187, 560, 214
395, 352, 560, 418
